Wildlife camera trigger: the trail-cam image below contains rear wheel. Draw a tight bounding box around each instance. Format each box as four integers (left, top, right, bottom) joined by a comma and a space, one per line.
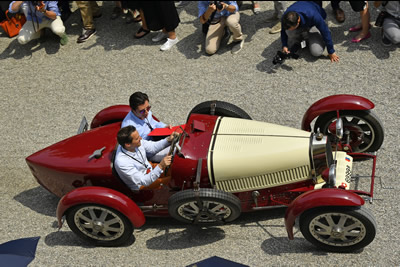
168, 189, 241, 224
314, 110, 384, 152
186, 100, 251, 122
299, 206, 376, 252
66, 204, 133, 246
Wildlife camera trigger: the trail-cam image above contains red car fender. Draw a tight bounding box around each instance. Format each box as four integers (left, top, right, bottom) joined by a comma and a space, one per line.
90, 105, 131, 129
301, 95, 375, 131
56, 186, 145, 228
284, 188, 365, 240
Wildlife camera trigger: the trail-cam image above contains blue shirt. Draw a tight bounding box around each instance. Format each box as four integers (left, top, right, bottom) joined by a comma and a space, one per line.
281, 1, 335, 54
114, 138, 170, 191
121, 110, 166, 140
198, 1, 238, 20
9, 1, 60, 23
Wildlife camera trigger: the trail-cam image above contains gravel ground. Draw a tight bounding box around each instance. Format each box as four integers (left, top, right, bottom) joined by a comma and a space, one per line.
0, 1, 399, 266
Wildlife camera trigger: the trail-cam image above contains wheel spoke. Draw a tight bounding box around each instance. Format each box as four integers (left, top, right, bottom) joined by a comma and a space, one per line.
344, 222, 362, 232
88, 208, 97, 220
325, 215, 336, 227
81, 223, 94, 229
210, 204, 224, 214
359, 124, 372, 132
104, 226, 121, 233
105, 218, 120, 226
100, 230, 111, 237
77, 213, 92, 224
344, 231, 361, 237
99, 210, 108, 222
189, 202, 199, 213
349, 117, 360, 125
182, 207, 198, 215
314, 221, 331, 232
337, 215, 347, 228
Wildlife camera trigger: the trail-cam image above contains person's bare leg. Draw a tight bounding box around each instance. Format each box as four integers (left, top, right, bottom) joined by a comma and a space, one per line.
354, 2, 370, 40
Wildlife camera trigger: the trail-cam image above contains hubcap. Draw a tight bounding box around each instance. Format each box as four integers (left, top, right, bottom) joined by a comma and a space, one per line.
309, 212, 366, 247
177, 201, 232, 223
74, 206, 125, 241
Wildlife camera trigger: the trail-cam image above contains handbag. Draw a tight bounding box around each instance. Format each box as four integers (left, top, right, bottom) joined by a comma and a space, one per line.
0, 10, 26, 38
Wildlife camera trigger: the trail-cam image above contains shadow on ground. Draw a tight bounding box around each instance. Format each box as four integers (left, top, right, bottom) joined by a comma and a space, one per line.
14, 186, 59, 217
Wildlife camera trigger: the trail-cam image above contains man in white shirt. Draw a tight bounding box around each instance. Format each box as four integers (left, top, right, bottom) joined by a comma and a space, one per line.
114, 125, 177, 191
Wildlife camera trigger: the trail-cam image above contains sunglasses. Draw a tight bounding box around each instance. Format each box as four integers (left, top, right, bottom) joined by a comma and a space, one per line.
137, 106, 151, 115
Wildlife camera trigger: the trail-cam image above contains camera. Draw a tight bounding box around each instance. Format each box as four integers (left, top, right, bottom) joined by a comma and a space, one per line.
272, 51, 299, 65
32, 1, 45, 8
375, 11, 388, 27
214, 1, 224, 10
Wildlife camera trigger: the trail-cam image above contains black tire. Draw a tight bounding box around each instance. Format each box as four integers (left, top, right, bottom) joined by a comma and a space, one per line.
314, 110, 384, 153
66, 204, 133, 247
168, 188, 241, 224
299, 206, 377, 252
186, 100, 252, 122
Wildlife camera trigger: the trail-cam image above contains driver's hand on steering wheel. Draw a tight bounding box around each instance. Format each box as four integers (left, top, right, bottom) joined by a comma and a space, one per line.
158, 155, 172, 169
167, 132, 179, 142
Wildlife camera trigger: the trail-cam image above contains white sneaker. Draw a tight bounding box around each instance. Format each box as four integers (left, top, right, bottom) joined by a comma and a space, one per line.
160, 37, 179, 51
152, 31, 168, 42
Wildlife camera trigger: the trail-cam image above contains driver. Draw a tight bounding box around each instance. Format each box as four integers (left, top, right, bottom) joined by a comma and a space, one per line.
114, 126, 177, 191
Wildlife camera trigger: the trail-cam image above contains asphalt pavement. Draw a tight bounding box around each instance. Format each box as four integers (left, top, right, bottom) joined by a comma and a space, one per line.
0, 1, 399, 266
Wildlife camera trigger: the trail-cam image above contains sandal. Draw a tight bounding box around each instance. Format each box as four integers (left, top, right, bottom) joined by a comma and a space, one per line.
134, 27, 150, 39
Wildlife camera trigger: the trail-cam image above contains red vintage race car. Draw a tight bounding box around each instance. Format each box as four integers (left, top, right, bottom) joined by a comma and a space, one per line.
26, 94, 384, 252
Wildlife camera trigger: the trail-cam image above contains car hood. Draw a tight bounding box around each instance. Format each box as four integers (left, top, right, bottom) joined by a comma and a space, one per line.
208, 117, 312, 193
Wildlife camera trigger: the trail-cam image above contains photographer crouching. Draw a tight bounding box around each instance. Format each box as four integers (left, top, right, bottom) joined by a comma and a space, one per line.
198, 1, 244, 55
280, 1, 339, 63
9, 1, 68, 45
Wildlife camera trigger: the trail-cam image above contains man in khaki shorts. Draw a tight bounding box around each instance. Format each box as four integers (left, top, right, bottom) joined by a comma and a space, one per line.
199, 1, 244, 55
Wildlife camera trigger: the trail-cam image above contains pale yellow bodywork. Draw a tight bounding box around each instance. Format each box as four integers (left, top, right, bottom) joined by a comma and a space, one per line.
314, 151, 353, 189
208, 117, 313, 193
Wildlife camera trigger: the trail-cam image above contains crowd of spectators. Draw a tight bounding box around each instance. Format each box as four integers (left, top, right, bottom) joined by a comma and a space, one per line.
1, 1, 399, 57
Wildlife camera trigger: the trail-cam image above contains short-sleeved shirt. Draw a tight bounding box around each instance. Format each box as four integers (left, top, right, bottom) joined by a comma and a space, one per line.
198, 1, 238, 21
121, 110, 166, 140
9, 1, 60, 23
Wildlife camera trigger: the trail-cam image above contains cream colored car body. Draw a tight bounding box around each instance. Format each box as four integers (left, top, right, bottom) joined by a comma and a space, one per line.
207, 117, 353, 193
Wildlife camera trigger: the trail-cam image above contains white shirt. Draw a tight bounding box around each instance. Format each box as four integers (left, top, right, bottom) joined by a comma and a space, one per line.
114, 138, 170, 190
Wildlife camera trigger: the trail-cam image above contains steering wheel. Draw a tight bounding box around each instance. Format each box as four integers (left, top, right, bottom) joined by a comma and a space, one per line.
164, 132, 182, 175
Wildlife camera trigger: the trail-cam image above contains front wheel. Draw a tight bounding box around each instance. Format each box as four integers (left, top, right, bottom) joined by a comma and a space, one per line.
168, 189, 241, 224
314, 110, 384, 153
66, 204, 133, 247
299, 206, 376, 252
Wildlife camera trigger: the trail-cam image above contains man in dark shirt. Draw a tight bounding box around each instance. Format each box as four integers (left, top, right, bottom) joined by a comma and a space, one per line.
280, 1, 339, 62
